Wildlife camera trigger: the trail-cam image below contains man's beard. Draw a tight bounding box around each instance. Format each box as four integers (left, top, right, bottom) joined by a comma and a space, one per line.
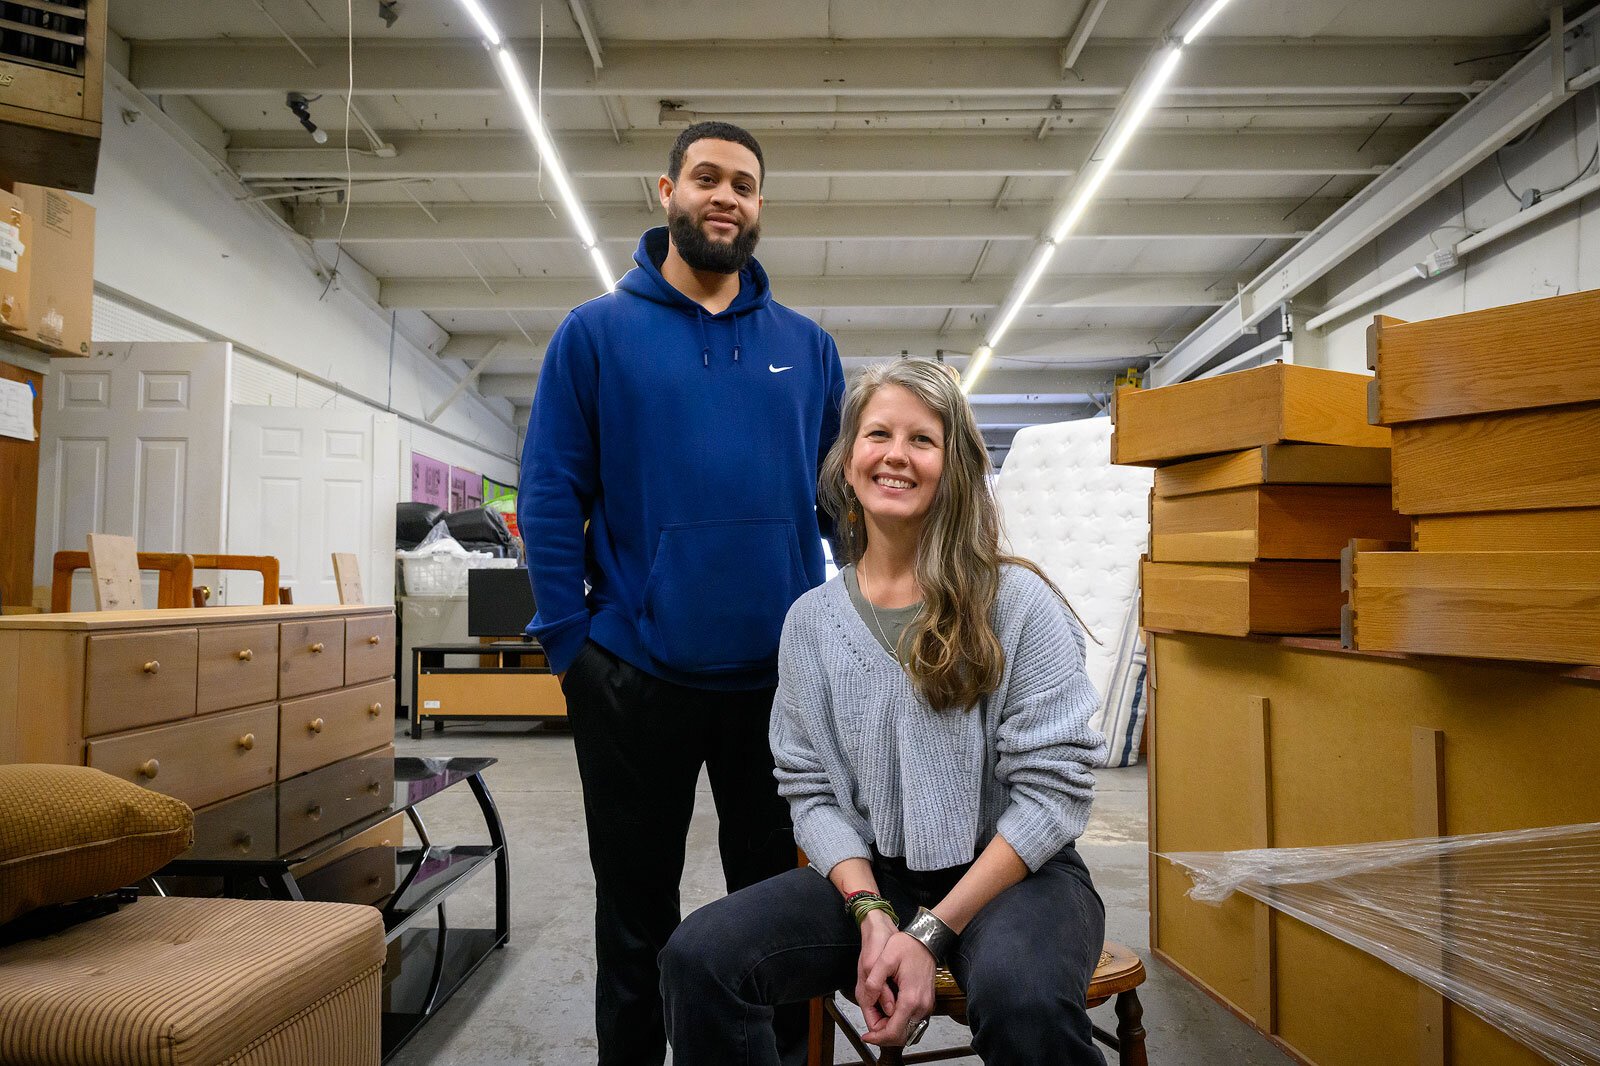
667, 199, 761, 274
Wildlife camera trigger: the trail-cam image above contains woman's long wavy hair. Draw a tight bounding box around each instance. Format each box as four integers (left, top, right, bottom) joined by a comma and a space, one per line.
819, 359, 1083, 712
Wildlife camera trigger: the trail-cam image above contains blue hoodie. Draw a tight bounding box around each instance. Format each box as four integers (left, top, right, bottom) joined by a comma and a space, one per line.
518, 227, 845, 690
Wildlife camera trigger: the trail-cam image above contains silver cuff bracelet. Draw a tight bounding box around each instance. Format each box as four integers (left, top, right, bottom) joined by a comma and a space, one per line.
901, 906, 959, 965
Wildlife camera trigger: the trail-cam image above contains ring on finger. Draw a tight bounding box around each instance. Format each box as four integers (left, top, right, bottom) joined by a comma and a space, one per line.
907, 1017, 930, 1046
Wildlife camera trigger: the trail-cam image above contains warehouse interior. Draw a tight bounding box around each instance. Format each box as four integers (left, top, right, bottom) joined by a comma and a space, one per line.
1, 0, 1597, 1064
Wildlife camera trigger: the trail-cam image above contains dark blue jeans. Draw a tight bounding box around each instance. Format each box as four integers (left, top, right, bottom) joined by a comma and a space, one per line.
661, 844, 1108, 1066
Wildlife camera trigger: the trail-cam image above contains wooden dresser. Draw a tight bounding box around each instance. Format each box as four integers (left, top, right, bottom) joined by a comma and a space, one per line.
0, 604, 397, 809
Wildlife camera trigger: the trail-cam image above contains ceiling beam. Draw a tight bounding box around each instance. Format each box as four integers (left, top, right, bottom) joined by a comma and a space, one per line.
1151, 5, 1600, 385
232, 128, 1415, 181
385, 273, 1230, 312
482, 364, 1120, 400
130, 38, 1516, 98
294, 198, 1339, 243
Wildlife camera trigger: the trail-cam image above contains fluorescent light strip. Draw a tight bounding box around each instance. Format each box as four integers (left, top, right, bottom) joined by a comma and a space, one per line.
457, 1, 614, 291
965, 42, 1186, 394
1183, 0, 1235, 44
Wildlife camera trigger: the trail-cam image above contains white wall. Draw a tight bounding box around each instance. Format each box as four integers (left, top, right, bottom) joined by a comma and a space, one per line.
1309, 92, 1599, 371
85, 77, 519, 487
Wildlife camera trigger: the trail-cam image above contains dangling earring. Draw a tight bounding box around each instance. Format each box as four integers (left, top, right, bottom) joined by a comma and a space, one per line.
845, 487, 859, 524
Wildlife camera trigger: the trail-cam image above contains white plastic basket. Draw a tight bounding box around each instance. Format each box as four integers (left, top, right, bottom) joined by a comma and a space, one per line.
400, 553, 478, 596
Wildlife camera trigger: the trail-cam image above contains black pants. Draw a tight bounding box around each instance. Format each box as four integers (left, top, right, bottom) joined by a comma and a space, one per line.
660, 846, 1107, 1066
562, 640, 800, 1066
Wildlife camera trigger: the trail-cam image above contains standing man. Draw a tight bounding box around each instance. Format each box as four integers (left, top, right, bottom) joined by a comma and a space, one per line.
518, 121, 845, 1066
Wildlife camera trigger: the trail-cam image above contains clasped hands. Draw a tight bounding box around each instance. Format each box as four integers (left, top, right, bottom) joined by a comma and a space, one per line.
855, 909, 937, 1047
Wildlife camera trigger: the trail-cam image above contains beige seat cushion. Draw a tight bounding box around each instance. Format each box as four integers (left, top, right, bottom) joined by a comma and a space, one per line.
0, 896, 386, 1066
0, 763, 193, 924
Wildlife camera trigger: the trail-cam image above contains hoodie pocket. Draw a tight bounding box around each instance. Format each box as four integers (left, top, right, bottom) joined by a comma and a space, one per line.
639, 519, 809, 674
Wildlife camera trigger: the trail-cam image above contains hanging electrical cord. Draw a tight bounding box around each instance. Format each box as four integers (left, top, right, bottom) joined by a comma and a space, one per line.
319, 0, 357, 300
1495, 88, 1600, 206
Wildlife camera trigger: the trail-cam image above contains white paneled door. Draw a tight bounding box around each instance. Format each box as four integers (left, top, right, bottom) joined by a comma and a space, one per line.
34, 342, 231, 609
228, 406, 399, 607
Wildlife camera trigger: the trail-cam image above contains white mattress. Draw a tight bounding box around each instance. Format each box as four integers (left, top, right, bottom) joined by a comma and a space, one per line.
995, 417, 1153, 751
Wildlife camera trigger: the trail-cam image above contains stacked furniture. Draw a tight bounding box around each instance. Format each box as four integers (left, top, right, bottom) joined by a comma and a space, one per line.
1113, 363, 1405, 637
1347, 290, 1600, 665
1124, 333, 1600, 1066
0, 603, 396, 850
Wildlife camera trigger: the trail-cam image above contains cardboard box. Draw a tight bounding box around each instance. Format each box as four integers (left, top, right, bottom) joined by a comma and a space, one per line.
0, 189, 27, 331
4, 183, 94, 357
1111, 363, 1389, 467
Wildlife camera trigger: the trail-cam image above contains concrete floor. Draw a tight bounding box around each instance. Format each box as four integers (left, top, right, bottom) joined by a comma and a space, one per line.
385, 719, 1293, 1065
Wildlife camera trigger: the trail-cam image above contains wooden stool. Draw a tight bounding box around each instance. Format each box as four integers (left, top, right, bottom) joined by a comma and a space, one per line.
809, 940, 1148, 1066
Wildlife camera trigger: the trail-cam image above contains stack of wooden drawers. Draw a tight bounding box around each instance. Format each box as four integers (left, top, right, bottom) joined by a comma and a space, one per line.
1348, 289, 1600, 665
1112, 362, 1406, 636
0, 604, 398, 857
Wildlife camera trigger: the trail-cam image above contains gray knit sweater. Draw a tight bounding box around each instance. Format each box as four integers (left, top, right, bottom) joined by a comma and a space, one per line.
770, 565, 1107, 876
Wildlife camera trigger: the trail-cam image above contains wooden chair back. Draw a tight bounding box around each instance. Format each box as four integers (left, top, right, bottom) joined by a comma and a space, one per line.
187, 554, 283, 606
51, 544, 196, 613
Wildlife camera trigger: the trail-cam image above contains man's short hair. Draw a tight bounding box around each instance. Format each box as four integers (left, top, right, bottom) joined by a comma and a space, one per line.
667, 121, 765, 189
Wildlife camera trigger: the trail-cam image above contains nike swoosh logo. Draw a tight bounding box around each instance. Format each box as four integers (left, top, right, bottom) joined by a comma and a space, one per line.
769, 365, 794, 373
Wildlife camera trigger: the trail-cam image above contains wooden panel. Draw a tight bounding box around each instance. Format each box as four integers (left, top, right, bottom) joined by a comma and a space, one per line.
1413, 508, 1600, 553
0, 630, 17, 762
1349, 551, 1600, 665
1368, 291, 1600, 425
1391, 403, 1600, 515
86, 703, 278, 810
1152, 486, 1408, 562
190, 784, 278, 862
417, 671, 568, 719
344, 612, 395, 685
279, 618, 346, 698
83, 627, 198, 735
1412, 727, 1449, 1066
1142, 559, 1343, 636
15, 630, 83, 764
0, 603, 394, 632
1150, 632, 1600, 1066
1154, 444, 1392, 498
276, 746, 395, 853
86, 533, 142, 610
332, 551, 363, 605
197, 622, 280, 714
1112, 364, 1388, 467
278, 679, 395, 779
0, 362, 42, 608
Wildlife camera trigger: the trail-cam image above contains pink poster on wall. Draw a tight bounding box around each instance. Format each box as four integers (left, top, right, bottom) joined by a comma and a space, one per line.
450, 466, 483, 511
411, 452, 449, 508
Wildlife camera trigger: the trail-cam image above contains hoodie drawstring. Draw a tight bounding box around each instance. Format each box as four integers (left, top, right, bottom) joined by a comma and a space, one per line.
695, 311, 711, 368
733, 317, 742, 363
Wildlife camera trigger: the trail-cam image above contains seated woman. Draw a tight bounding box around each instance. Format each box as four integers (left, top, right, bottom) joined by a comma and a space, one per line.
661, 358, 1109, 1065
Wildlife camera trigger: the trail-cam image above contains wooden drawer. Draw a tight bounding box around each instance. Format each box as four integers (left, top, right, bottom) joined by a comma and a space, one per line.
1151, 486, 1409, 562
279, 619, 346, 698
345, 613, 395, 685
198, 623, 281, 714
84, 628, 199, 735
277, 746, 396, 854
1391, 403, 1600, 515
1111, 363, 1389, 467
296, 842, 397, 906
1153, 444, 1391, 498
190, 784, 279, 861
278, 679, 396, 779
1413, 508, 1600, 553
1141, 559, 1342, 637
87, 703, 278, 809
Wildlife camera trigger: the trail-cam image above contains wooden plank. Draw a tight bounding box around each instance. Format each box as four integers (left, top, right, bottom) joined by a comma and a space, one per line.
1391, 403, 1600, 515
0, 602, 394, 631
1368, 290, 1600, 425
1411, 727, 1449, 1066
1350, 551, 1600, 665
417, 671, 568, 718
1154, 444, 1392, 498
86, 532, 142, 610
1141, 559, 1343, 636
0, 631, 17, 762
1152, 485, 1408, 562
1249, 696, 1278, 1034
1111, 363, 1389, 467
332, 551, 363, 605
1413, 508, 1600, 552
0, 362, 42, 609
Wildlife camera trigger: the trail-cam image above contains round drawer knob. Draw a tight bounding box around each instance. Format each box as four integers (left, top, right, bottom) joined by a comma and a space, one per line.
307, 804, 322, 821
368, 634, 381, 646
143, 660, 160, 675
310, 642, 325, 653
234, 833, 253, 852
237, 733, 255, 751
368, 702, 383, 718
237, 648, 254, 662
138, 759, 160, 779
366, 780, 383, 794
308, 717, 325, 734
